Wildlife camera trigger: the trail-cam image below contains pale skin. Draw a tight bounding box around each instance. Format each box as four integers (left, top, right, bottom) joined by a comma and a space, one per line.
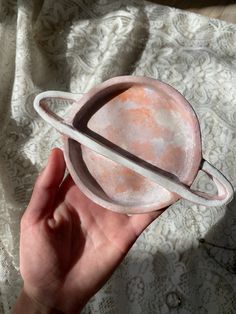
13, 148, 164, 314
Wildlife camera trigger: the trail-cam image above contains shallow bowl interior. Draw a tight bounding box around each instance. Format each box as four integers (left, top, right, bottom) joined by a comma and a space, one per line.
64, 78, 201, 213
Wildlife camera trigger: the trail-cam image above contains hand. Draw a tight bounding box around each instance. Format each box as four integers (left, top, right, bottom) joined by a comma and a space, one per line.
14, 148, 164, 313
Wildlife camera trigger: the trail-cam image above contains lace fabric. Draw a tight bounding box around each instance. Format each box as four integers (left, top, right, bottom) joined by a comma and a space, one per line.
0, 1, 236, 313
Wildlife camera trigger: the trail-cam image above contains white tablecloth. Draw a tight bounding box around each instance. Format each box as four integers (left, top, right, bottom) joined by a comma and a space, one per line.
0, 1, 236, 313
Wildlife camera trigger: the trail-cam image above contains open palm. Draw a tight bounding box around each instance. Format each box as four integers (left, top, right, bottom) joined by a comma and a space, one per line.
20, 148, 164, 313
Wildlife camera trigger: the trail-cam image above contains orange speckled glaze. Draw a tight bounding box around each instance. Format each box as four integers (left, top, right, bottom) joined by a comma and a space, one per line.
35, 76, 233, 213
64, 76, 202, 214
79, 83, 200, 210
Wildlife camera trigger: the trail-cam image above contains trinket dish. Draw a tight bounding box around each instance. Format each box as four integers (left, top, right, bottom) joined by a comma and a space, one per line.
34, 76, 233, 214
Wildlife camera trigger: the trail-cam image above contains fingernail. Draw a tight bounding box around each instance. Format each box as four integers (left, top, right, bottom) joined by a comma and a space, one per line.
47, 218, 56, 229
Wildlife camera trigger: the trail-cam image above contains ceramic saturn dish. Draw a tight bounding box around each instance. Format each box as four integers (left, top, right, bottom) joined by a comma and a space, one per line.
34, 76, 233, 214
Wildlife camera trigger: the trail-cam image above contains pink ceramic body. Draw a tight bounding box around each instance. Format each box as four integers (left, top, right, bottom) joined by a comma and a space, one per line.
63, 76, 202, 214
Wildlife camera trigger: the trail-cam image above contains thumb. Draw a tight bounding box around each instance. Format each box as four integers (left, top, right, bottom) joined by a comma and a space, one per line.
22, 148, 66, 224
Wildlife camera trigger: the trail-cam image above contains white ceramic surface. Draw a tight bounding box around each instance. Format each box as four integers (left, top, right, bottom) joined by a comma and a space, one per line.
34, 76, 234, 214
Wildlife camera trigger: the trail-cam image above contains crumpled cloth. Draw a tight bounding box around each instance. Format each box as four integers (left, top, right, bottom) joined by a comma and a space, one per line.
0, 1, 236, 313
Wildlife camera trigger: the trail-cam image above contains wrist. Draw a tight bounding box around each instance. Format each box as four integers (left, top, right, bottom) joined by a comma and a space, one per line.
12, 289, 63, 314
